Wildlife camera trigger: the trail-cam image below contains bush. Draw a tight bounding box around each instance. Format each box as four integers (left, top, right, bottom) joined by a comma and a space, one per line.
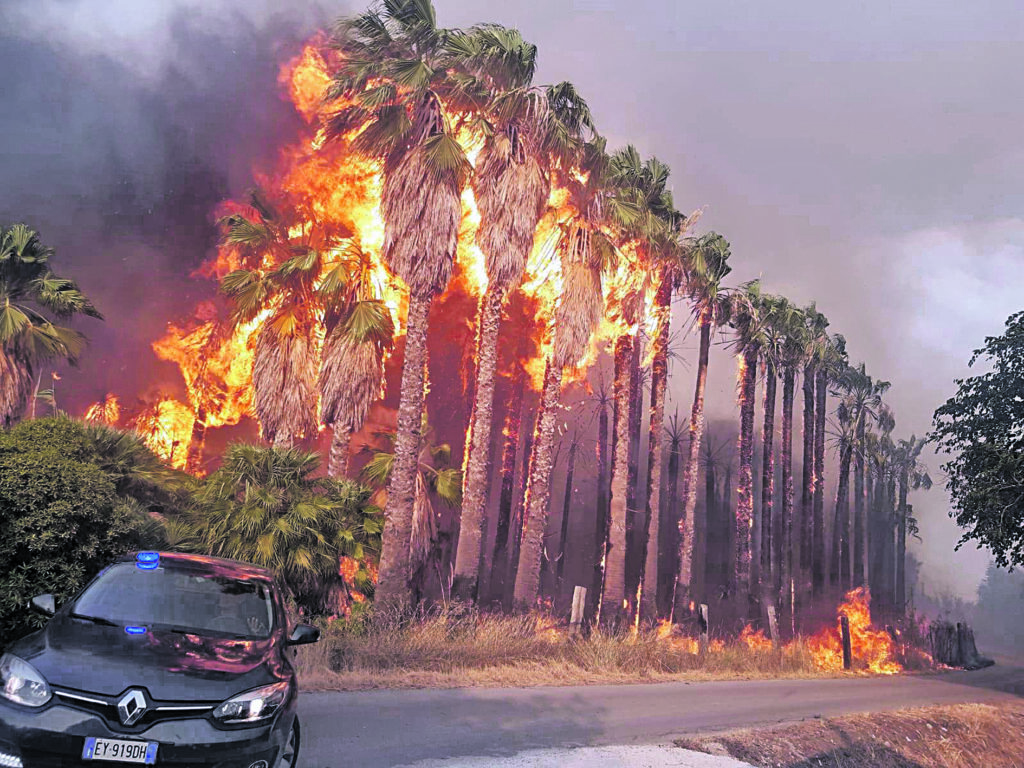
0, 419, 162, 646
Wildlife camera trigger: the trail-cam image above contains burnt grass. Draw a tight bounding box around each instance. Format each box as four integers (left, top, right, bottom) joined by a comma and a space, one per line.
675, 703, 1024, 768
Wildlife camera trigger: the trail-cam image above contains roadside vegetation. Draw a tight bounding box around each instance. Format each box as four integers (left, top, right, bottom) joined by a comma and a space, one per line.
676, 702, 1024, 768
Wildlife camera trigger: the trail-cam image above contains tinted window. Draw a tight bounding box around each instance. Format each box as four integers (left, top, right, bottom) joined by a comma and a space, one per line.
73, 563, 276, 638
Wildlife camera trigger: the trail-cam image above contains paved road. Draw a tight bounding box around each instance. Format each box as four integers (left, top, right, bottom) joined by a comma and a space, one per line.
298, 662, 1023, 767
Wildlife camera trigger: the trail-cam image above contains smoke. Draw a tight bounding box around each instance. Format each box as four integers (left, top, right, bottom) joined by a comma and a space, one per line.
0, 0, 337, 410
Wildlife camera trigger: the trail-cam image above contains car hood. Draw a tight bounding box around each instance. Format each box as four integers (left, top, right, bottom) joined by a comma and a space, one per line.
10, 615, 290, 701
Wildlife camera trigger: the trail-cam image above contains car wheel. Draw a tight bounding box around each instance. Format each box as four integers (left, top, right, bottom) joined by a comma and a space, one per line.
276, 718, 300, 768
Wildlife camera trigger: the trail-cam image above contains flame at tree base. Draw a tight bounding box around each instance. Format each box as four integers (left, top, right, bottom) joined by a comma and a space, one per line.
806, 587, 902, 674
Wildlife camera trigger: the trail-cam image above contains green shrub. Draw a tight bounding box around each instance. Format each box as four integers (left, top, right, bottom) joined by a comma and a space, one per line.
0, 419, 163, 646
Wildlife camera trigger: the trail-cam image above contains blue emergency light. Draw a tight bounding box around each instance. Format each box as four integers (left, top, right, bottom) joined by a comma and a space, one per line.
125, 626, 147, 635
136, 552, 160, 570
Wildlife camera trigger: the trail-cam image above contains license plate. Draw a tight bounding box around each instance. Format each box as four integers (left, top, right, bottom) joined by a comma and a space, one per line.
82, 737, 158, 764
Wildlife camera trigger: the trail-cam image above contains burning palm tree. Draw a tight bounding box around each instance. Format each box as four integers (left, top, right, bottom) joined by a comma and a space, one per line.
326, 0, 478, 608
450, 25, 594, 601
0, 224, 102, 427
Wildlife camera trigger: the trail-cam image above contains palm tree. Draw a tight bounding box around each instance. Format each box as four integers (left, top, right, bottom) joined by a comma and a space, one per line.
193, 443, 382, 614
1, 224, 102, 427
361, 417, 462, 602
326, 0, 476, 608
670, 232, 732, 621
318, 241, 395, 477
514, 139, 621, 610
893, 435, 931, 613
814, 332, 847, 593
840, 364, 890, 586
588, 374, 613, 619
776, 302, 808, 626
219, 199, 320, 448
450, 26, 594, 602
829, 389, 857, 590
729, 280, 766, 618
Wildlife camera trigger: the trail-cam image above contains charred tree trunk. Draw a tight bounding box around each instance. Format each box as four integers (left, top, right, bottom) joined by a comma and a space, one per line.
799, 362, 815, 608
779, 368, 796, 623
602, 335, 634, 628
760, 362, 778, 600
185, 406, 208, 475
660, 435, 683, 615
487, 372, 525, 606
625, 333, 644, 600
513, 360, 563, 608
736, 347, 758, 619
812, 368, 827, 597
867, 464, 881, 601
831, 442, 853, 590
588, 385, 612, 621
377, 292, 432, 610
556, 437, 578, 587
640, 277, 671, 621
853, 418, 866, 586
453, 288, 504, 601
503, 401, 536, 611
896, 472, 908, 615
699, 449, 716, 607
672, 313, 712, 621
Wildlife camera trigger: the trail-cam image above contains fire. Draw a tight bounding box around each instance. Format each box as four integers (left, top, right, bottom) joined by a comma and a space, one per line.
739, 625, 773, 652
131, 397, 195, 469
84, 394, 120, 425
807, 587, 902, 674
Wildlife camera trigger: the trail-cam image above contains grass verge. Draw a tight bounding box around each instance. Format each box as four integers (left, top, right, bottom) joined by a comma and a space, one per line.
294, 608, 857, 691
675, 703, 1024, 767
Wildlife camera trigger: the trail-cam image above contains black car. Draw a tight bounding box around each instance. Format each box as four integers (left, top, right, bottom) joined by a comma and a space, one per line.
0, 551, 320, 768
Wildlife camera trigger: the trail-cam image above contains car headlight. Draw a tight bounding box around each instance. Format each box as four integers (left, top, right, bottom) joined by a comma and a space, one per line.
212, 681, 289, 725
0, 653, 51, 708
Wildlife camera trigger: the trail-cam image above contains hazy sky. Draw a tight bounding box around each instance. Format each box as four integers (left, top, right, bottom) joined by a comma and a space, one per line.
4, 0, 1022, 598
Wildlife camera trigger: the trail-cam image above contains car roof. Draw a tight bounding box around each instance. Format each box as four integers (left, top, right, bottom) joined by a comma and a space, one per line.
115, 551, 277, 581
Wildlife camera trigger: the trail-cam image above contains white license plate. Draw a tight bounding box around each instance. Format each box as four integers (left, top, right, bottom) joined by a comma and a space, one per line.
82, 737, 158, 764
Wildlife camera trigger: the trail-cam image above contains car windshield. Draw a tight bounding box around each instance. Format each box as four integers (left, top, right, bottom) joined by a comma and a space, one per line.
72, 562, 275, 639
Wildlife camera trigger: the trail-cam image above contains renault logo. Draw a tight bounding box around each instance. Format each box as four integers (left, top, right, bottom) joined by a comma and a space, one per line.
117, 689, 148, 726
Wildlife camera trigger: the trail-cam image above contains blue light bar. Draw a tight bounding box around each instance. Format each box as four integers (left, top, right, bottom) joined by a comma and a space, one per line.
136, 552, 160, 570
125, 626, 147, 635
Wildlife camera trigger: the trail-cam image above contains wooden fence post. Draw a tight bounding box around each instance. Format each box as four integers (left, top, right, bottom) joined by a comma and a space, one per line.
569, 586, 587, 637
840, 613, 852, 670
766, 604, 779, 646
699, 603, 709, 651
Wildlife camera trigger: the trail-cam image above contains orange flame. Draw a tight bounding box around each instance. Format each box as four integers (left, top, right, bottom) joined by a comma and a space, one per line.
84, 394, 120, 425
807, 587, 902, 674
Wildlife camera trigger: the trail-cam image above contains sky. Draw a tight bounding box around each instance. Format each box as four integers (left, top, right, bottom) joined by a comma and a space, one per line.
3, 0, 1022, 599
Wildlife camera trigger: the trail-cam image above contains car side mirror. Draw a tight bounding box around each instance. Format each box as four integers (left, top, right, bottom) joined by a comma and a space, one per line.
30, 594, 56, 616
287, 623, 320, 646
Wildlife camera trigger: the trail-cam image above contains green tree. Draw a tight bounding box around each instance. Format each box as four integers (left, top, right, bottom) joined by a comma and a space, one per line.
931, 311, 1024, 570
893, 435, 931, 613
1, 224, 102, 427
191, 443, 382, 614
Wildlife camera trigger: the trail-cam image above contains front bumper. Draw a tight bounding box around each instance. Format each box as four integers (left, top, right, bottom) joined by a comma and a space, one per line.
0, 700, 290, 767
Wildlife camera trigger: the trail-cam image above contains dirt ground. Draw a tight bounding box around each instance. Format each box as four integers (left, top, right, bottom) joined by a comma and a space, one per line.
675, 702, 1024, 768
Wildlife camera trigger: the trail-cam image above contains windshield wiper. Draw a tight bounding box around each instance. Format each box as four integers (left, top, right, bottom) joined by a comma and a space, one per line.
158, 625, 251, 640
68, 613, 119, 627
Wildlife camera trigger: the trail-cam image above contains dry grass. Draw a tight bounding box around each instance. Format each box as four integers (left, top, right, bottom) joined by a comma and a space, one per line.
676, 703, 1024, 768
294, 608, 845, 691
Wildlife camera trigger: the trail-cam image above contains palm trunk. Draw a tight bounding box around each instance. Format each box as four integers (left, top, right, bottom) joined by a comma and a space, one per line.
639, 277, 671, 621
556, 438, 578, 586
759, 363, 778, 601
799, 362, 815, 607
723, 464, 735, 599
779, 368, 796, 629
376, 292, 432, 609
812, 368, 827, 596
832, 442, 853, 590
736, 347, 758, 618
672, 314, 712, 620
896, 472, 908, 615
186, 405, 208, 474
503, 402, 536, 611
452, 287, 504, 601
588, 387, 611, 621
853, 419, 866, 585
867, 464, 881, 599
273, 428, 293, 449
601, 335, 634, 627
884, 474, 897, 613
328, 425, 352, 478
625, 334, 644, 598
513, 360, 563, 608
486, 372, 525, 606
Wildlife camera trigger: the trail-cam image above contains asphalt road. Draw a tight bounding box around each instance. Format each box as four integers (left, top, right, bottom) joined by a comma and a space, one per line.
298, 661, 1023, 767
